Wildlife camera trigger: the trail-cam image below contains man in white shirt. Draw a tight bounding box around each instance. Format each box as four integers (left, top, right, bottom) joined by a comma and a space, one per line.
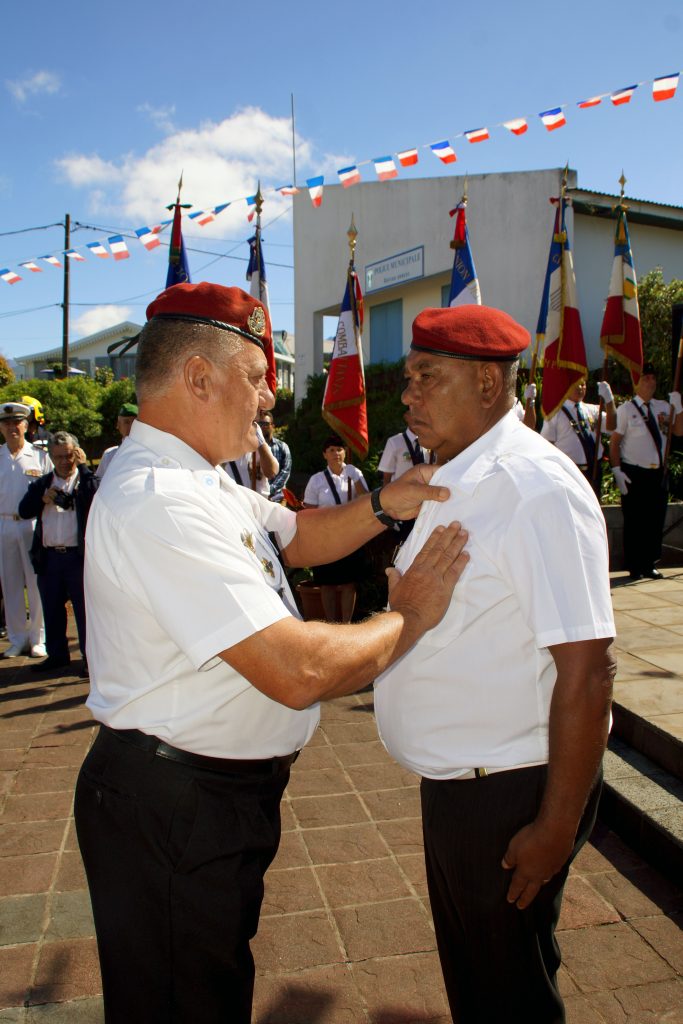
75, 282, 469, 1024
378, 428, 429, 484
374, 304, 616, 1024
541, 377, 617, 494
0, 402, 51, 658
609, 361, 683, 579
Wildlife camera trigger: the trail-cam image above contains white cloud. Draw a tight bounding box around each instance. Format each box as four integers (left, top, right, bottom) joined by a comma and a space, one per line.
137, 103, 176, 134
7, 70, 61, 103
55, 106, 324, 233
73, 305, 134, 338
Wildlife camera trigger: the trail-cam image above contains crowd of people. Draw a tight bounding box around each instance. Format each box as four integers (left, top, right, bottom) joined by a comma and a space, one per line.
0, 283, 681, 1023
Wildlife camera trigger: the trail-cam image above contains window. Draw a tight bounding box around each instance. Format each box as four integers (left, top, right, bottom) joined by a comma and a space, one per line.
369, 299, 403, 363
441, 284, 451, 307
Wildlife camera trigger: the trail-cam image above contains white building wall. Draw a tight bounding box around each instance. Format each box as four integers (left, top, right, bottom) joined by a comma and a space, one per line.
294, 168, 683, 402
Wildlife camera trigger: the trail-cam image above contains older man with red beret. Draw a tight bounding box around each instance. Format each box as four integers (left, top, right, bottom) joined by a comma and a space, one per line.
374, 305, 616, 1024
74, 282, 469, 1024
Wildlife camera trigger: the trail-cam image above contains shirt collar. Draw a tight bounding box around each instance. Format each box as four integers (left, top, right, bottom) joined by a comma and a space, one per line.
129, 419, 217, 473
432, 408, 521, 497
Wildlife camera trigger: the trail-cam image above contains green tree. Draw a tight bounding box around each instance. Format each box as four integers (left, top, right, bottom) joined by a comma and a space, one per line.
0, 354, 14, 386
638, 268, 683, 391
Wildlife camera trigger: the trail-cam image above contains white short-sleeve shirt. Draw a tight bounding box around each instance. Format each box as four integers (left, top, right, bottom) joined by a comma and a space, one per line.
0, 441, 52, 516
378, 430, 428, 480
95, 446, 119, 479
223, 452, 271, 496
541, 402, 608, 462
85, 419, 319, 758
303, 464, 367, 506
615, 398, 668, 467
374, 410, 615, 780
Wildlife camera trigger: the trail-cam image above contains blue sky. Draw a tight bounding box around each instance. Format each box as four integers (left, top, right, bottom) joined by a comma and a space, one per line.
1, 0, 681, 360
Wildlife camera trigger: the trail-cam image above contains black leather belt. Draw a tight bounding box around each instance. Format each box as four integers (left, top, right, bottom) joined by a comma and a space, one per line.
47, 546, 79, 553
102, 725, 299, 776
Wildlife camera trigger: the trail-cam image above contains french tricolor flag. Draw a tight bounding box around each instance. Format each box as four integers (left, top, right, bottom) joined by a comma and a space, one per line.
86, 242, 109, 258
397, 148, 419, 167
430, 140, 457, 164
539, 108, 566, 131
503, 118, 528, 136
464, 127, 489, 143
212, 203, 231, 215
611, 85, 637, 106
65, 249, 86, 262
277, 185, 299, 196
41, 255, 62, 268
307, 176, 324, 208
653, 73, 679, 102
108, 236, 130, 261
189, 210, 216, 226
577, 96, 603, 108
135, 227, 161, 251
373, 156, 398, 181
19, 261, 41, 273
0, 268, 21, 284
246, 196, 257, 223
337, 165, 361, 188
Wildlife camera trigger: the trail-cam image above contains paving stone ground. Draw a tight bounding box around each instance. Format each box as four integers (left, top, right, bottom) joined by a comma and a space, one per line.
0, 575, 682, 1023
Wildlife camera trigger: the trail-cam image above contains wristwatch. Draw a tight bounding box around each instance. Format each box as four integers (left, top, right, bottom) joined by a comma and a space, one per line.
370, 487, 399, 528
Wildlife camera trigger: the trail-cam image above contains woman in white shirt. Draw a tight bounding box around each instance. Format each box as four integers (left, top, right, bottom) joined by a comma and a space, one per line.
302, 435, 368, 622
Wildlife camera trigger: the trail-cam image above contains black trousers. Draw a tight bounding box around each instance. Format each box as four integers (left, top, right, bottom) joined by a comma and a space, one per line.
620, 463, 668, 575
75, 726, 289, 1024
421, 765, 601, 1024
37, 547, 86, 660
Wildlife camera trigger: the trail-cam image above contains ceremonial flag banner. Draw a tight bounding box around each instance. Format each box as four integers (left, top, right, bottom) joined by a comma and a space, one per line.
503, 118, 528, 135
537, 197, 588, 419
41, 255, 62, 268
246, 232, 277, 396
448, 203, 481, 307
653, 73, 679, 101
540, 107, 566, 131
307, 176, 324, 207
86, 242, 109, 258
577, 96, 603, 108
166, 205, 190, 287
611, 85, 637, 105
0, 268, 21, 284
135, 227, 161, 251
430, 140, 457, 164
464, 127, 489, 143
65, 249, 86, 262
397, 148, 419, 166
109, 236, 130, 261
19, 261, 41, 273
599, 205, 643, 383
338, 165, 361, 188
322, 265, 369, 459
373, 156, 398, 181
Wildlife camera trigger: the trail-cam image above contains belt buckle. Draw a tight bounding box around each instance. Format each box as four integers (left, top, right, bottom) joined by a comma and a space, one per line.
474, 767, 488, 779
54, 546, 67, 553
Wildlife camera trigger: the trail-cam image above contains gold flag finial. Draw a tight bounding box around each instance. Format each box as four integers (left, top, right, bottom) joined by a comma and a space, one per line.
619, 171, 627, 198
255, 181, 264, 218
348, 214, 358, 261
462, 174, 469, 204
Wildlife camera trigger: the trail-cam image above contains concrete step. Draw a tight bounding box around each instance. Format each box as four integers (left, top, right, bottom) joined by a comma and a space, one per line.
613, 699, 683, 781
599, 735, 683, 887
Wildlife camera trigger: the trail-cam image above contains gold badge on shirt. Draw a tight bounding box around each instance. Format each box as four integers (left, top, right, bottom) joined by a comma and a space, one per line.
24, 469, 42, 477
240, 530, 256, 553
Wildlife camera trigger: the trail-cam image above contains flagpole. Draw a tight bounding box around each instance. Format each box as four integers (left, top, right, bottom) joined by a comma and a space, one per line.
290, 94, 297, 189
250, 182, 265, 490
534, 166, 566, 411
61, 213, 70, 378
592, 172, 626, 487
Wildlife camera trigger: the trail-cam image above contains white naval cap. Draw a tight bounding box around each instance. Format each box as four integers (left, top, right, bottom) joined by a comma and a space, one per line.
0, 402, 31, 421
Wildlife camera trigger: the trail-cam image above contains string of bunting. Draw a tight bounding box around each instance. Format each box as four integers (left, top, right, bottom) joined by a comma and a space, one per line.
0, 69, 678, 288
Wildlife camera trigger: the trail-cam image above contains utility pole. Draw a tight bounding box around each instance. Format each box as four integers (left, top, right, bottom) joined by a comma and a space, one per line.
61, 213, 70, 377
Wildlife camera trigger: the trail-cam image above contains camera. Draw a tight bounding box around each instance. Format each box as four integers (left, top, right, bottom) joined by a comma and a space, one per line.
53, 490, 75, 511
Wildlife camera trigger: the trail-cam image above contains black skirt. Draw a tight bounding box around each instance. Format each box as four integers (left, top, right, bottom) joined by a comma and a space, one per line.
311, 548, 365, 586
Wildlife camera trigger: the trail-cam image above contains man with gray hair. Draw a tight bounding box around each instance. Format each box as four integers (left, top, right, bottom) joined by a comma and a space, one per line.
18, 431, 98, 675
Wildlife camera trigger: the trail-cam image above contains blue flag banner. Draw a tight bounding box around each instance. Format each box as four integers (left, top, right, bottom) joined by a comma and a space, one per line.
166, 203, 191, 287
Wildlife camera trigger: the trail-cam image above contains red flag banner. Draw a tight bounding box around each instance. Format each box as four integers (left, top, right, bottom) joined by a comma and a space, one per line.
537, 197, 588, 419
322, 266, 369, 459
599, 205, 643, 385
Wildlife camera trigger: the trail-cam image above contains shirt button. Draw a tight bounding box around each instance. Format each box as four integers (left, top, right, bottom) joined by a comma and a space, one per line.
204, 476, 215, 487
161, 458, 171, 466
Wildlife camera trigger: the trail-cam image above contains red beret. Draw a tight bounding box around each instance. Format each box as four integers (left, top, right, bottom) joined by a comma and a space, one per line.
146, 282, 272, 353
411, 305, 530, 361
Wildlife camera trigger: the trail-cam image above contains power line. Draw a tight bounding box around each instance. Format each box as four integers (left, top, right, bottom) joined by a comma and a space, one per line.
0, 223, 64, 238
0, 303, 61, 320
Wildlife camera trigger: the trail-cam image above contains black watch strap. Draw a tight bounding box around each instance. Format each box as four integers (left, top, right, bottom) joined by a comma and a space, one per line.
370, 487, 398, 528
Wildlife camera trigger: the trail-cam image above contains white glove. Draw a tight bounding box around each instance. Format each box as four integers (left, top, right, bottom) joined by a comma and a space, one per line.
612, 466, 631, 495
524, 383, 537, 402
254, 423, 266, 446
598, 381, 614, 404
669, 391, 683, 416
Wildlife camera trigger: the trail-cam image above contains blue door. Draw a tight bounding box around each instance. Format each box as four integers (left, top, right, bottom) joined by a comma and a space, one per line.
369, 299, 403, 363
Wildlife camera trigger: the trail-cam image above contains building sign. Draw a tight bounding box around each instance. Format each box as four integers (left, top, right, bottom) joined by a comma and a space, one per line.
365, 246, 424, 294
